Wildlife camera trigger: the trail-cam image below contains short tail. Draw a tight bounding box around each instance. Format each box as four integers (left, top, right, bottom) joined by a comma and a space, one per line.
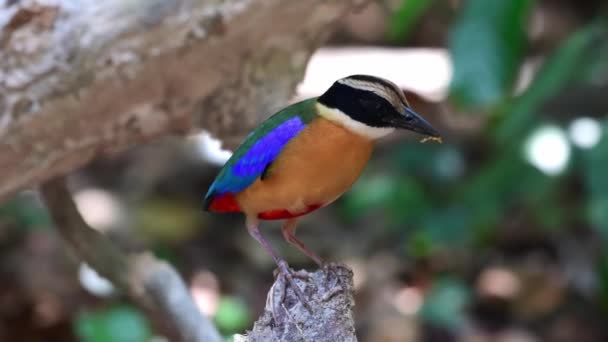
204, 192, 241, 212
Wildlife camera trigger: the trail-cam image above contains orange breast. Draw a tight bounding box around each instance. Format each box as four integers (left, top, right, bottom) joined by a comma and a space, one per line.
235, 117, 374, 219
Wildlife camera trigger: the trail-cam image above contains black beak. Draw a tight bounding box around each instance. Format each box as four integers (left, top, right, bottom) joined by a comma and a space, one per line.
387, 107, 441, 138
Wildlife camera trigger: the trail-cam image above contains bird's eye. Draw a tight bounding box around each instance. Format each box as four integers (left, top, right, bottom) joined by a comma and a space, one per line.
359, 98, 380, 110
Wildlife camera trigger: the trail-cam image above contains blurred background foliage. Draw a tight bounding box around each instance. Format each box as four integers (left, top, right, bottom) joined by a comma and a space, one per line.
1, 0, 608, 341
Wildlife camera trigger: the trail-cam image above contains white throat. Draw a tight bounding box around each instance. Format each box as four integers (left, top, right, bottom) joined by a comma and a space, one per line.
316, 103, 394, 140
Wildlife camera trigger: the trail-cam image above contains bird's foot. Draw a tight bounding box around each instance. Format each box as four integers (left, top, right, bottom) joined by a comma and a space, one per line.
271, 260, 312, 313
273, 265, 311, 281
321, 262, 347, 279
320, 262, 348, 298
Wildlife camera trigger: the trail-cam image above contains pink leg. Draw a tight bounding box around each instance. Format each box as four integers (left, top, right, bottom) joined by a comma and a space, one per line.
281, 218, 324, 267
246, 217, 309, 307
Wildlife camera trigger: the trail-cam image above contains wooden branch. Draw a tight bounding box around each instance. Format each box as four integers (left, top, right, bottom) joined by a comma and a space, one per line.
130, 253, 222, 342
236, 266, 357, 342
0, 0, 362, 203
40, 176, 222, 342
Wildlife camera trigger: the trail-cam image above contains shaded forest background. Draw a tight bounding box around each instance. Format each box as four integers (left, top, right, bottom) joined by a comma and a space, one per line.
1, 0, 608, 341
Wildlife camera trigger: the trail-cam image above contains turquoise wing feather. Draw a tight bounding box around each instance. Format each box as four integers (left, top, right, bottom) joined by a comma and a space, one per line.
203, 98, 318, 209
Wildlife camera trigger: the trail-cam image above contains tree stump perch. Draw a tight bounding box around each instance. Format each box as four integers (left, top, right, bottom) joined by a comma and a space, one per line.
237, 265, 357, 342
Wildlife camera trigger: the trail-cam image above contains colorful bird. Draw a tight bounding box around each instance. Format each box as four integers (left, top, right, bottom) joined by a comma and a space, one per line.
204, 75, 441, 299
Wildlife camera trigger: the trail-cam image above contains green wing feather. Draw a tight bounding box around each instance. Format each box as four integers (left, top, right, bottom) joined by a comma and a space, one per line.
204, 98, 319, 209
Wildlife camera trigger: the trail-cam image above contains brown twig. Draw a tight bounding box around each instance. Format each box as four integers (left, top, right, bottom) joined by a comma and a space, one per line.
40, 176, 222, 342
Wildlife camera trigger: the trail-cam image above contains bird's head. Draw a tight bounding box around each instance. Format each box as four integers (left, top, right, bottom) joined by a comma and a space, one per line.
317, 74, 441, 140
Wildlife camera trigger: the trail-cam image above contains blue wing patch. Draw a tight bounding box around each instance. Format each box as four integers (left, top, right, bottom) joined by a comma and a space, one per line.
205, 116, 306, 203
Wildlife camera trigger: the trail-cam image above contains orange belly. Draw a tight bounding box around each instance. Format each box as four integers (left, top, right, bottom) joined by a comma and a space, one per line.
235, 117, 374, 219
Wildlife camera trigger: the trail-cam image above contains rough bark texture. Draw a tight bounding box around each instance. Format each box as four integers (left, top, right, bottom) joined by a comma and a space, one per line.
235, 265, 357, 342
0, 0, 363, 203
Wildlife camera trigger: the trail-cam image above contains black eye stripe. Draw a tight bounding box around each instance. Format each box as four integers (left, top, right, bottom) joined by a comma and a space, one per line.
358, 98, 382, 109
318, 82, 398, 128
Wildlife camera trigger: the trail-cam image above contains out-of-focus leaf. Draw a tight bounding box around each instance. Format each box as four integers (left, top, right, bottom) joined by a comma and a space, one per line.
341, 169, 433, 227
420, 277, 470, 329
496, 23, 602, 143
448, 150, 555, 241
570, 23, 608, 84
214, 296, 250, 335
419, 205, 469, 245
0, 193, 51, 230
75, 305, 151, 342
388, 0, 435, 42
340, 172, 396, 221
151, 244, 178, 265
449, 0, 533, 109
134, 198, 201, 243
387, 177, 432, 225
582, 122, 608, 238
393, 142, 444, 178
457, 156, 527, 228
432, 146, 466, 183
408, 230, 434, 258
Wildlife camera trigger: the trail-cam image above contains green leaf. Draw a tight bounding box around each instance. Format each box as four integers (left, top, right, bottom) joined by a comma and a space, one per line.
495, 23, 602, 143
449, 0, 534, 109
583, 122, 608, 239
388, 0, 435, 42
214, 296, 250, 335
418, 205, 469, 245
339, 172, 395, 221
420, 277, 470, 329
75, 305, 151, 342
387, 177, 432, 225
407, 230, 434, 258
0, 193, 52, 230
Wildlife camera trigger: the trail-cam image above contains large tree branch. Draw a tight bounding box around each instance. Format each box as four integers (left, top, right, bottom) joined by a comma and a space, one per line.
0, 0, 362, 203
